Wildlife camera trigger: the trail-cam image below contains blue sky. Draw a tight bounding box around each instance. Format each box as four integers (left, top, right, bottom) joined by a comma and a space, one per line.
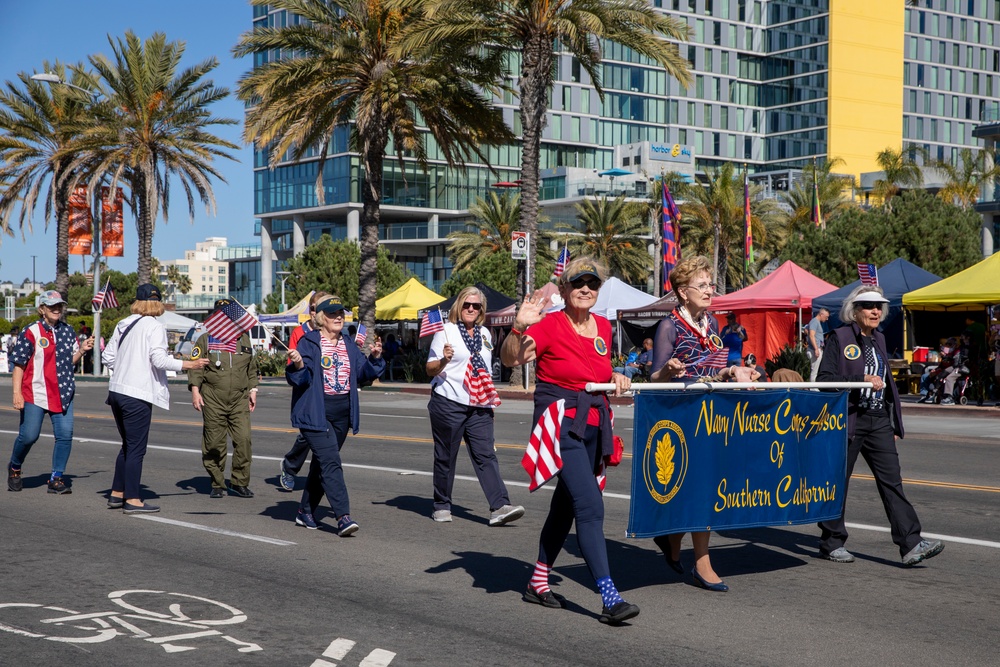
0, 0, 256, 284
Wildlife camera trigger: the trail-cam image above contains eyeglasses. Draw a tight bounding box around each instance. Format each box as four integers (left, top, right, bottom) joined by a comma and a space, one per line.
570, 277, 602, 290
325, 311, 345, 319
684, 282, 716, 294
856, 302, 882, 310
461, 302, 483, 311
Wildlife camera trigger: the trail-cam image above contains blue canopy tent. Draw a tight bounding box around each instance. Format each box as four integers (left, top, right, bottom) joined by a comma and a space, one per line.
811, 259, 941, 357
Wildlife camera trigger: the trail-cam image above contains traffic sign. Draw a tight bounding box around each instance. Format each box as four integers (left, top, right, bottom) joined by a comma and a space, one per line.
511, 231, 529, 260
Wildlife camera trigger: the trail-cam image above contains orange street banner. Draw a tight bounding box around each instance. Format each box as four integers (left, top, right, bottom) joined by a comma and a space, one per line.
101, 187, 124, 257
68, 186, 92, 255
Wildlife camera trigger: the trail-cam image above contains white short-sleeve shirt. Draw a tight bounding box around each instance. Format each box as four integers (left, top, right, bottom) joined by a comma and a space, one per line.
427, 322, 494, 406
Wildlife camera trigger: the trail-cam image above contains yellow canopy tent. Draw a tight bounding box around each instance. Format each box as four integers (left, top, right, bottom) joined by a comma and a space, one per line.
902, 252, 1000, 311
366, 277, 446, 320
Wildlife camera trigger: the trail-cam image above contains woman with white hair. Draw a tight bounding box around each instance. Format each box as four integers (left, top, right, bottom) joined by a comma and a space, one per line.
816, 285, 944, 566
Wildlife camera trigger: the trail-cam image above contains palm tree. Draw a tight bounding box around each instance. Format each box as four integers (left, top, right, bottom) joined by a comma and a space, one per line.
0, 63, 96, 296
872, 146, 924, 209
779, 157, 857, 229
234, 0, 513, 332
412, 0, 691, 300
557, 196, 651, 284
70, 31, 238, 285
165, 264, 193, 295
447, 191, 521, 272
933, 147, 1000, 210
680, 163, 783, 292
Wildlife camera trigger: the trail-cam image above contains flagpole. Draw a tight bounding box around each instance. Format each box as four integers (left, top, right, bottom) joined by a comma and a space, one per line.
229, 296, 291, 351
743, 163, 748, 290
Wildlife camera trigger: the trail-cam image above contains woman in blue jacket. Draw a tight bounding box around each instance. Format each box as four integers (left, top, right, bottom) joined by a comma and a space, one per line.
286, 295, 385, 536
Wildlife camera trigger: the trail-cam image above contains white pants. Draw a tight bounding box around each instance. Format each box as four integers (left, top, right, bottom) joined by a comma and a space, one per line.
809, 349, 823, 382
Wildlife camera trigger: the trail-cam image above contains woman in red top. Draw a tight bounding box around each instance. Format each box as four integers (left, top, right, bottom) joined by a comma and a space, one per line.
501, 257, 636, 626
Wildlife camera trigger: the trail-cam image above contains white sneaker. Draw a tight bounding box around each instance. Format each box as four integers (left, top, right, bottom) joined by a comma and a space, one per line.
432, 509, 453, 523
489, 504, 525, 526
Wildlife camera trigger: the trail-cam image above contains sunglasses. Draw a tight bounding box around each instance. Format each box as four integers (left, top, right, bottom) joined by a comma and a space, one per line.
570, 277, 602, 290
461, 302, 483, 311
856, 302, 882, 310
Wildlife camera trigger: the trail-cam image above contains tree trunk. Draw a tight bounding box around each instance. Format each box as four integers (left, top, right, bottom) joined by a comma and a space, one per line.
358, 131, 388, 340
136, 168, 155, 285
712, 212, 721, 289
54, 169, 70, 297
516, 30, 554, 301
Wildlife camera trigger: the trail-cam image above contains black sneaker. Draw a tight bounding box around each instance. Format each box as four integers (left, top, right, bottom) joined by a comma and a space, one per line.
599, 601, 640, 625
47, 476, 71, 494
123, 502, 160, 515
107, 496, 124, 509
210, 487, 225, 499
229, 484, 254, 498
7, 466, 22, 492
522, 586, 565, 609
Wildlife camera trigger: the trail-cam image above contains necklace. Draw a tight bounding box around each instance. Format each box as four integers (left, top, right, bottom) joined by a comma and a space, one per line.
565, 311, 593, 336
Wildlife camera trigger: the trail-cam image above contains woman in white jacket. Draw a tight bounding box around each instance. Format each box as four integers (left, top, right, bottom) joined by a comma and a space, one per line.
102, 284, 208, 514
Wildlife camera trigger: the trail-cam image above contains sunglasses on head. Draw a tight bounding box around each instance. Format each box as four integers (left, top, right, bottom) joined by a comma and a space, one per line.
570, 277, 602, 290
856, 301, 882, 310
461, 302, 483, 311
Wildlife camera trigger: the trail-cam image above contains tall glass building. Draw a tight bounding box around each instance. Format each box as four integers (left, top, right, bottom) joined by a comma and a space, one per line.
250, 0, 1000, 300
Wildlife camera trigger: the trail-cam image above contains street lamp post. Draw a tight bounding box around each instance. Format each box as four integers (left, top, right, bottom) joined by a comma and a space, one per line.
31, 73, 104, 376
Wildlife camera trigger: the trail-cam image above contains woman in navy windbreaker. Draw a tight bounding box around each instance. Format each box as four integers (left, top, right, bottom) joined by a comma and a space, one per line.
286, 295, 384, 536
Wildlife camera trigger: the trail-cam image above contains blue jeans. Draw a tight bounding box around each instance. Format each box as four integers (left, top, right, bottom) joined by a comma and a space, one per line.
10, 401, 75, 476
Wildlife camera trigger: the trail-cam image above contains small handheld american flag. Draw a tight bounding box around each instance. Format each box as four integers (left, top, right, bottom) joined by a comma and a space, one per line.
700, 347, 730, 372
204, 301, 256, 343
419, 309, 444, 338
857, 262, 879, 286
552, 247, 570, 278
354, 323, 367, 346
91, 280, 119, 312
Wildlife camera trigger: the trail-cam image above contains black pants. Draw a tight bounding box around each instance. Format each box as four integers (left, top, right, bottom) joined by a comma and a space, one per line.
819, 408, 923, 557
428, 391, 509, 512
283, 433, 310, 474
299, 394, 351, 518
108, 392, 153, 500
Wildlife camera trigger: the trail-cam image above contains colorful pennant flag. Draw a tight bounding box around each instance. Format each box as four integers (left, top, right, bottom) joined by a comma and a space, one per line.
552, 246, 570, 279
811, 162, 822, 227
744, 167, 754, 273
419, 309, 445, 338
857, 263, 879, 286
204, 301, 256, 343
91, 280, 119, 312
354, 323, 368, 346
662, 181, 681, 293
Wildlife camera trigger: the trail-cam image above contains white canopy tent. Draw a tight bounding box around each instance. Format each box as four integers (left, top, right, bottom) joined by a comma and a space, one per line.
156, 310, 199, 333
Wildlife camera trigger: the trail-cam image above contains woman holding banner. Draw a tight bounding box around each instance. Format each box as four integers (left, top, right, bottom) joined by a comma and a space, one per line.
815, 285, 944, 566
425, 285, 524, 526
285, 295, 385, 536
650, 256, 759, 592
501, 257, 638, 626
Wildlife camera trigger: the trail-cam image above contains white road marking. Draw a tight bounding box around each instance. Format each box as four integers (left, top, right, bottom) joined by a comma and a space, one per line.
6, 429, 1000, 551
359, 648, 397, 666
323, 637, 355, 659
134, 516, 296, 546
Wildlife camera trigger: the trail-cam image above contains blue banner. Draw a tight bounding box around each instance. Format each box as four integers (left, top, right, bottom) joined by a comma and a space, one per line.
628, 389, 849, 537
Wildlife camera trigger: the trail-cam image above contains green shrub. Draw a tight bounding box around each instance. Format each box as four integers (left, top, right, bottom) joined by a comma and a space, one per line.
399, 348, 430, 383
0, 319, 11, 335
255, 350, 288, 377
765, 344, 811, 380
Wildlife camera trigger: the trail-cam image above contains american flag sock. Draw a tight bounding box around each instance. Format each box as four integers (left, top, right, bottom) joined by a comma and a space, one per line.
597, 576, 624, 609
530, 561, 552, 595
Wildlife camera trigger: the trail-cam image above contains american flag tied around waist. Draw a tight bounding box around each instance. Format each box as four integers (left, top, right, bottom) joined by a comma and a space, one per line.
522, 399, 610, 492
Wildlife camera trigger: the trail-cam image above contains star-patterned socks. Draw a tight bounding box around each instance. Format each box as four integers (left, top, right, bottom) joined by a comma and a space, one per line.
597, 576, 624, 609
530, 561, 552, 595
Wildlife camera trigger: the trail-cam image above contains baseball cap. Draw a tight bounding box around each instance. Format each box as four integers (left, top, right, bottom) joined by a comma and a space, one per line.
37, 290, 66, 307
135, 284, 162, 301
565, 262, 601, 283
316, 296, 346, 315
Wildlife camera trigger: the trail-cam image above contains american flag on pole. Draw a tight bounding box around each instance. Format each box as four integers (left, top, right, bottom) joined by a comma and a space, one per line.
354, 323, 367, 346
91, 280, 118, 311
204, 301, 256, 343
552, 246, 570, 278
857, 262, 879, 286
207, 335, 239, 353
419, 309, 444, 338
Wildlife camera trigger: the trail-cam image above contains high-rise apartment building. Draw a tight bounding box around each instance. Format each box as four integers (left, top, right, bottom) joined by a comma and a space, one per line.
250, 0, 1000, 300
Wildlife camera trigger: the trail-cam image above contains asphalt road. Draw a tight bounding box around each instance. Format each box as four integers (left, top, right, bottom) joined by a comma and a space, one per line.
1, 378, 998, 666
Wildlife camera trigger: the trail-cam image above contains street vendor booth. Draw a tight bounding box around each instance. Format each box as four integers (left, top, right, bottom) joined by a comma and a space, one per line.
710, 261, 837, 363
616, 291, 680, 350
372, 277, 445, 321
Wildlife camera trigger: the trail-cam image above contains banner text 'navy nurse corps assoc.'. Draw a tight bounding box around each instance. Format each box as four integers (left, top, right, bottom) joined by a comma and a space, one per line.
628, 390, 849, 537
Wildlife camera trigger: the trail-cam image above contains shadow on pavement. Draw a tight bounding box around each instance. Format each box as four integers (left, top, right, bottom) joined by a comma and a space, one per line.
376, 493, 490, 526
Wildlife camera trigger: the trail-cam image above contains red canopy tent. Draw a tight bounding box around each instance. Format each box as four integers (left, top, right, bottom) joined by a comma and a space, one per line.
710, 261, 837, 363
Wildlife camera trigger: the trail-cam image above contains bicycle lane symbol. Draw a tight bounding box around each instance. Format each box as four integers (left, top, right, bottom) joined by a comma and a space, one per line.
0, 589, 263, 654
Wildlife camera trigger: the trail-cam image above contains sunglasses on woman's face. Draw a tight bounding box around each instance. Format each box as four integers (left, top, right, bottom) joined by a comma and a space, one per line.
570, 277, 602, 290
462, 302, 482, 311
856, 302, 881, 310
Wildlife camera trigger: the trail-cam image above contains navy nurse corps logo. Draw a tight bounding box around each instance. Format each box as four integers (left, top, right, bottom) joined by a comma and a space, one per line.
843, 344, 861, 360
38, 337, 50, 349
321, 356, 334, 369
642, 420, 689, 504
594, 336, 608, 355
